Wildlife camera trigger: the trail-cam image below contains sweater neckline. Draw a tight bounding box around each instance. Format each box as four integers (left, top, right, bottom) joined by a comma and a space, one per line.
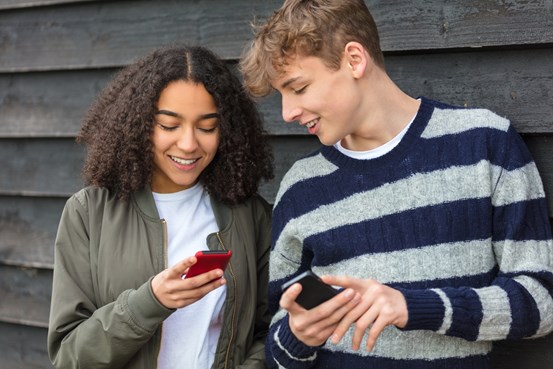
321, 96, 434, 171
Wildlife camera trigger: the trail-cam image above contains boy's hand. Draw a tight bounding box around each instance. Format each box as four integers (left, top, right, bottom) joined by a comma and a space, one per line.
321, 275, 408, 352
151, 256, 226, 309
280, 282, 360, 346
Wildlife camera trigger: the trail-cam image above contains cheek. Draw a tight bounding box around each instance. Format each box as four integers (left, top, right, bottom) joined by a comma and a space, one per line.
202, 135, 220, 159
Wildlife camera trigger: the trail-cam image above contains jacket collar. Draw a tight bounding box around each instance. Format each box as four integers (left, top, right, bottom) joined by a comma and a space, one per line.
132, 186, 232, 230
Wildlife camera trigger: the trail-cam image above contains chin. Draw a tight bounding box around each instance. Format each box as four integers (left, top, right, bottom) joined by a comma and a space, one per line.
319, 136, 341, 147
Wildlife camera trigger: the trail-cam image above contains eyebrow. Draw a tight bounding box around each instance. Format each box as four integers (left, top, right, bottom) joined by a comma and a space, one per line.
280, 76, 302, 90
155, 110, 220, 120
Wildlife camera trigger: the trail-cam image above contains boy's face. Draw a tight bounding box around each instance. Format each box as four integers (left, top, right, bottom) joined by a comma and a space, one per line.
272, 54, 363, 146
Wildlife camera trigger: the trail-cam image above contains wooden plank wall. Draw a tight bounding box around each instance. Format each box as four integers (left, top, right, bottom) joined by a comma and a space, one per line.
0, 0, 552, 367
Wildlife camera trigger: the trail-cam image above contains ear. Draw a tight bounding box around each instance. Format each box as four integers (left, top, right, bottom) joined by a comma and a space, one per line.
343, 41, 370, 79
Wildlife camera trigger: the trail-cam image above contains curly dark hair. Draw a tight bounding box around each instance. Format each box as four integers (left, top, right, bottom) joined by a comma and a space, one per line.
78, 45, 274, 204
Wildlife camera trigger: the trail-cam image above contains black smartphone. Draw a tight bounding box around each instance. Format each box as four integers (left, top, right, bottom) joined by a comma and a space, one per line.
184, 250, 232, 279
281, 270, 338, 310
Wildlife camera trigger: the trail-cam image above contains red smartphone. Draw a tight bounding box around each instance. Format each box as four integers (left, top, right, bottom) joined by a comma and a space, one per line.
184, 250, 232, 279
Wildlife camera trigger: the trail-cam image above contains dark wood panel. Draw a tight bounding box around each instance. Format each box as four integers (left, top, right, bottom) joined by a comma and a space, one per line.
0, 322, 53, 369
0, 196, 65, 268
524, 135, 553, 214
0, 0, 282, 72
0, 69, 113, 137
0, 265, 51, 327
1, 0, 552, 72
492, 333, 553, 369
0, 0, 93, 10
2, 47, 553, 137
0, 138, 84, 196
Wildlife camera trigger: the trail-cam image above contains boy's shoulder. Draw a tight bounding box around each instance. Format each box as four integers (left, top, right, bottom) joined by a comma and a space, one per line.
274, 148, 338, 206
423, 98, 511, 138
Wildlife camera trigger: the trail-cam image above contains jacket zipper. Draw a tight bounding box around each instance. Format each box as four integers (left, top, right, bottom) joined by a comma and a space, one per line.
162, 219, 168, 269
155, 219, 169, 369
216, 232, 237, 369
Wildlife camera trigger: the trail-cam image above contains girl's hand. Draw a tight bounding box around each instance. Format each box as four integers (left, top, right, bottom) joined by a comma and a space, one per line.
151, 256, 226, 309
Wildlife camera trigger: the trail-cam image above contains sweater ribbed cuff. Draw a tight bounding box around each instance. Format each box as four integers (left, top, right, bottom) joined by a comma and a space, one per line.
398, 288, 445, 331
276, 315, 319, 359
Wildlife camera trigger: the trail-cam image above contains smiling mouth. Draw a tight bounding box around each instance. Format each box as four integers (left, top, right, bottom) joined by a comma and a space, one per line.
304, 118, 319, 128
170, 155, 199, 165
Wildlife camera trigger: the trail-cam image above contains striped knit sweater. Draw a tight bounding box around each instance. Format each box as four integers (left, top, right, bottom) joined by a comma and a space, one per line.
266, 97, 553, 369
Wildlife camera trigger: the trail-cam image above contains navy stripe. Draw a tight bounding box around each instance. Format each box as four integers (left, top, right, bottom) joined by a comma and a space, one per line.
493, 199, 552, 241
388, 266, 499, 290
304, 198, 493, 264
442, 287, 483, 341
310, 350, 490, 369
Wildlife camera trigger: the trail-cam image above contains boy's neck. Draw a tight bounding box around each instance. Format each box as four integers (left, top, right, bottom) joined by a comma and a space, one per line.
341, 69, 420, 151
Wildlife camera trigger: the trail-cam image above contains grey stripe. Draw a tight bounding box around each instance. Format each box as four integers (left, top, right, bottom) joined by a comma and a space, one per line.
475, 285, 511, 340
494, 240, 553, 274
514, 276, 553, 337
433, 289, 453, 334
273, 161, 497, 281
274, 153, 338, 207
326, 325, 491, 360
422, 107, 509, 139
316, 239, 495, 284
492, 162, 545, 206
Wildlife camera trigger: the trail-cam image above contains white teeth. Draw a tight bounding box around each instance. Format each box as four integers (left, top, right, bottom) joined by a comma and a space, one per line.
170, 156, 197, 165
305, 118, 318, 128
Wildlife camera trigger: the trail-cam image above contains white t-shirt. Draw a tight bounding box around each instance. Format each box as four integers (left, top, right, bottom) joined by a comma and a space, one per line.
153, 183, 226, 369
335, 113, 416, 159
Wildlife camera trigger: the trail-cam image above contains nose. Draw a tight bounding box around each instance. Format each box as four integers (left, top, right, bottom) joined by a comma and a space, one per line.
281, 95, 302, 123
176, 126, 198, 152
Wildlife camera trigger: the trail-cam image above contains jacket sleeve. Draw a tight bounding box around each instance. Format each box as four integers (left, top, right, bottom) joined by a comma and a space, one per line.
47, 193, 173, 368
401, 126, 553, 341
237, 196, 273, 369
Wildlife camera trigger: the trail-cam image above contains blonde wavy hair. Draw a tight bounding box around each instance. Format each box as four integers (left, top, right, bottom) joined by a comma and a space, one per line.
239, 0, 385, 97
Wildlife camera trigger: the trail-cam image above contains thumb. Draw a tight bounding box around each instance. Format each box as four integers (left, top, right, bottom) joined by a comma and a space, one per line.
171, 256, 197, 279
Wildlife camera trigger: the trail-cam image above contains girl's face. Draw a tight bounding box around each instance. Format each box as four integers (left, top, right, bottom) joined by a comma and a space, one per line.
151, 80, 220, 193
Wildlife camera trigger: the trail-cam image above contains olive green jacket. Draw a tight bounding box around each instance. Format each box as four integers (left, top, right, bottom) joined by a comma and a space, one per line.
48, 186, 271, 369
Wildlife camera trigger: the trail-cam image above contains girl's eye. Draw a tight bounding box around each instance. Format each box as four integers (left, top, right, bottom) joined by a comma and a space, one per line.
198, 126, 218, 133
293, 86, 307, 94
157, 123, 178, 131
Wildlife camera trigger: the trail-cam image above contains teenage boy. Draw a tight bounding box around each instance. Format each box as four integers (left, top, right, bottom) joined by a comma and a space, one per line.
240, 0, 553, 368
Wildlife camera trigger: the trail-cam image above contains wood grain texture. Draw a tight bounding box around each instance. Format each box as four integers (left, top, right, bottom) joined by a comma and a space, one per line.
0, 0, 552, 72
0, 323, 53, 369
0, 196, 65, 268
0, 0, 93, 10
0, 265, 51, 327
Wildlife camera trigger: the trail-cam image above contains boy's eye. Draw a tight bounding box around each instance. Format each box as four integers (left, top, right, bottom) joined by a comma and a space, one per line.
293, 86, 307, 94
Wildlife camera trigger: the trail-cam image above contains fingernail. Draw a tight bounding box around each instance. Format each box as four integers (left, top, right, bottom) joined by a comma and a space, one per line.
331, 334, 339, 344
344, 289, 354, 298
